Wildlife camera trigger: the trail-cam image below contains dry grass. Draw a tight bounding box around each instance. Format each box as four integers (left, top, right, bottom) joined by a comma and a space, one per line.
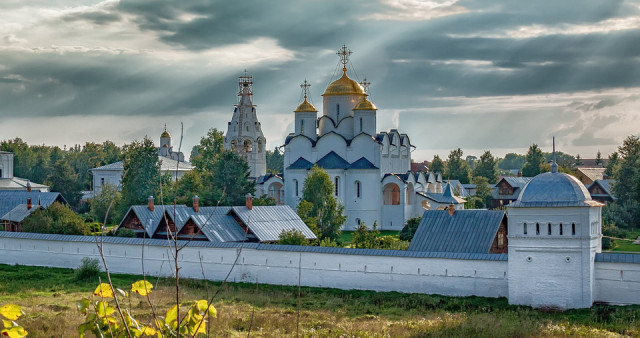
1, 264, 639, 337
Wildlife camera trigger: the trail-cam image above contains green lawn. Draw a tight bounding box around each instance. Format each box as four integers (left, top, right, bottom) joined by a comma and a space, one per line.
1, 264, 640, 336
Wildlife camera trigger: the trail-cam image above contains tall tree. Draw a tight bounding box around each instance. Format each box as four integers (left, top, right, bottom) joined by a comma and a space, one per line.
498, 153, 526, 171
473, 176, 493, 208
300, 165, 346, 240
190, 128, 224, 173
211, 151, 255, 206
575, 153, 583, 166
521, 144, 548, 177
90, 183, 122, 225
47, 160, 82, 207
445, 148, 471, 184
473, 150, 499, 183
266, 147, 284, 173
612, 136, 640, 203
120, 137, 161, 209
429, 155, 444, 173
595, 150, 603, 166
605, 152, 619, 178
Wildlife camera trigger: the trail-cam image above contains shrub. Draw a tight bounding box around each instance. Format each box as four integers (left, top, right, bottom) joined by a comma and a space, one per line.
352, 222, 380, 249
319, 238, 339, 247
22, 202, 90, 235
74, 257, 101, 281
115, 227, 136, 237
602, 237, 614, 250
399, 217, 422, 241
278, 229, 308, 245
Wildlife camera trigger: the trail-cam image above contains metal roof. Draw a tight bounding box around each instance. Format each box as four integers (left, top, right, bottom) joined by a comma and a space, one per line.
575, 167, 606, 182
287, 157, 313, 170
190, 214, 247, 242
589, 179, 615, 199
91, 156, 193, 172
0, 231, 508, 261
595, 252, 640, 264
0, 191, 65, 218
175, 206, 232, 232
122, 205, 170, 236
511, 172, 594, 208
1, 204, 41, 222
418, 183, 466, 204
0, 177, 49, 191
348, 157, 378, 169
315, 151, 349, 169
231, 205, 317, 242
408, 210, 505, 253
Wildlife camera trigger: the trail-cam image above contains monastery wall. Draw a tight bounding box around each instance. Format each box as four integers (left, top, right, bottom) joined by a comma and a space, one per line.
594, 262, 640, 305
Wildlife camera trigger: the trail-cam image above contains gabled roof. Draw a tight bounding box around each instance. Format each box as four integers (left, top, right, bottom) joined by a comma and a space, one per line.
122, 205, 171, 236
492, 177, 534, 200
576, 167, 605, 182
419, 183, 466, 204
0, 177, 49, 191
230, 205, 317, 242
1, 204, 42, 223
348, 157, 378, 169
91, 156, 193, 172
287, 157, 313, 170
190, 214, 247, 242
315, 151, 349, 170
0, 191, 66, 219
589, 179, 615, 199
408, 210, 505, 253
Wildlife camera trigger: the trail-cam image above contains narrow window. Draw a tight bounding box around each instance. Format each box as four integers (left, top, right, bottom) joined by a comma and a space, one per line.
523, 223, 527, 235
536, 223, 540, 235
301, 120, 304, 134
337, 104, 340, 114
356, 181, 361, 198
497, 232, 504, 248
548, 223, 552, 235
559, 223, 563, 235
334, 177, 339, 196
246, 126, 249, 132
572, 223, 576, 236
294, 180, 299, 197
359, 117, 363, 132
356, 218, 361, 226
100, 177, 105, 186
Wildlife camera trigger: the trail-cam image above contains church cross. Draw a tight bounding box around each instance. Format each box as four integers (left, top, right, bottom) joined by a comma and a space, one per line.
300, 79, 311, 99
360, 78, 371, 93
337, 45, 352, 71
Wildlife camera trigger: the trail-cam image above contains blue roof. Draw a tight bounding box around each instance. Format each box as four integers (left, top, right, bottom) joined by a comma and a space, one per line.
510, 172, 597, 207
287, 157, 313, 170
315, 151, 349, 170
348, 157, 378, 169
419, 183, 466, 204
0, 191, 66, 219
1, 204, 41, 222
589, 179, 616, 199
595, 252, 640, 264
190, 213, 247, 242
492, 177, 533, 200
0, 231, 507, 261
231, 205, 317, 242
408, 210, 505, 253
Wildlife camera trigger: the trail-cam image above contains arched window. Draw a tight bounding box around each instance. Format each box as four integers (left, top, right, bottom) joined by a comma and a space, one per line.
301, 119, 304, 134
334, 177, 340, 196
355, 181, 361, 198
536, 223, 540, 235
406, 183, 413, 204
243, 139, 252, 152
258, 140, 263, 152
293, 179, 299, 197
548, 223, 552, 235
523, 223, 528, 235
359, 117, 363, 132
572, 223, 576, 236
383, 183, 401, 205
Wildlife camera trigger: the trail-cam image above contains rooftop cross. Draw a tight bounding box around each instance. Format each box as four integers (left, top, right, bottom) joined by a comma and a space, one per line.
300, 79, 311, 99
360, 78, 371, 93
337, 45, 352, 73
551, 136, 558, 173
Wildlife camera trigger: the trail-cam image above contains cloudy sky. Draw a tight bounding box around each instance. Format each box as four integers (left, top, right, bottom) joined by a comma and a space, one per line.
1, 0, 639, 161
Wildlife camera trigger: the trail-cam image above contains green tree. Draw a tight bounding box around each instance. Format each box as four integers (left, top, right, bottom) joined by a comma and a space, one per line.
575, 153, 583, 166
299, 166, 346, 240
612, 136, 640, 204
278, 229, 308, 245
429, 155, 444, 173
521, 144, 548, 177
472, 176, 493, 209
498, 153, 526, 171
399, 217, 422, 241
352, 222, 380, 249
190, 128, 224, 173
266, 147, 284, 173
174, 171, 204, 205
0, 138, 35, 178
210, 151, 255, 206
605, 152, 619, 178
22, 202, 89, 235
595, 150, 603, 166
445, 148, 471, 184
90, 183, 122, 225
473, 150, 499, 183
253, 195, 276, 206
120, 137, 161, 210
465, 155, 478, 170
47, 159, 83, 207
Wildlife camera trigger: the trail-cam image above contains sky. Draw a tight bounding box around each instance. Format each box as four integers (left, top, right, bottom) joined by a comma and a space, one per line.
1, 0, 639, 162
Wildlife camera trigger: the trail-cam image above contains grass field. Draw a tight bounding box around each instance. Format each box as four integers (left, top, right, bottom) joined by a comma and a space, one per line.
1, 264, 639, 337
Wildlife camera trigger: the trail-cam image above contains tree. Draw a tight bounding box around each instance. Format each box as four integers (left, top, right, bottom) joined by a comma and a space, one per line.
210, 151, 255, 206
174, 170, 204, 205
595, 150, 603, 166
473, 150, 499, 183
90, 183, 122, 225
498, 153, 526, 171
120, 137, 161, 209
399, 217, 422, 241
22, 202, 89, 235
445, 148, 471, 184
575, 153, 583, 166
278, 229, 308, 245
473, 176, 493, 209
190, 128, 224, 173
612, 136, 640, 204
521, 144, 548, 177
465, 155, 477, 170
266, 147, 284, 173
299, 166, 346, 240
605, 152, 619, 178
352, 222, 380, 249
47, 160, 83, 207
430, 155, 444, 174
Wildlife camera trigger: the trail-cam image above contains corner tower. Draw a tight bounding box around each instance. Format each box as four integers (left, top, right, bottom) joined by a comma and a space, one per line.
224, 72, 267, 178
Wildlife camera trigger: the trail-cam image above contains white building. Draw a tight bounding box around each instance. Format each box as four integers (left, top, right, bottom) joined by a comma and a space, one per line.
223, 73, 267, 179
157, 125, 185, 162
0, 151, 49, 192
274, 46, 464, 230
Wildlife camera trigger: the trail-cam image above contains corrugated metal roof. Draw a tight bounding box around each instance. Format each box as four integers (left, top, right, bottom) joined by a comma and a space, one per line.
1, 204, 41, 222
174, 206, 231, 232
92, 156, 193, 172
125, 205, 169, 236
595, 252, 640, 264
231, 205, 317, 242
0, 177, 49, 191
0, 231, 507, 261
0, 191, 65, 218
408, 210, 505, 253
589, 179, 615, 198
315, 151, 349, 169
287, 157, 313, 170
191, 214, 246, 242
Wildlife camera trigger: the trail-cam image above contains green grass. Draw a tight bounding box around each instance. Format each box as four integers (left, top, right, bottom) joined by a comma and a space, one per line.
1, 264, 640, 336
612, 240, 640, 252
341, 230, 400, 246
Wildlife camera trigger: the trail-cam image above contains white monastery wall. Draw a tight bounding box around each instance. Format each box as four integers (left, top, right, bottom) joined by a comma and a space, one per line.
594, 262, 640, 305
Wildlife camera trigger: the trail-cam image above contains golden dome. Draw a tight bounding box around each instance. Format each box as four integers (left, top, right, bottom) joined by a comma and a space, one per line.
323, 70, 366, 96
294, 98, 318, 113
354, 97, 377, 110
161, 130, 171, 138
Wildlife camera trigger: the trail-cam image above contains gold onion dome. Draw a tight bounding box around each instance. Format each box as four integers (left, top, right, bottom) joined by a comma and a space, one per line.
295, 98, 317, 112
323, 69, 366, 96
161, 130, 171, 138
354, 97, 377, 110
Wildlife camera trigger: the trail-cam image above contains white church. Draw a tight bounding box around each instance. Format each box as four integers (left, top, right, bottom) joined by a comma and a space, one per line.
242, 46, 465, 230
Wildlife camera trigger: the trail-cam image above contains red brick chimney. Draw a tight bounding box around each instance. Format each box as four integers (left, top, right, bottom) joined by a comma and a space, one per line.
26, 198, 32, 210
148, 196, 154, 211
246, 193, 253, 210
26, 181, 31, 192
193, 195, 200, 213
448, 204, 455, 216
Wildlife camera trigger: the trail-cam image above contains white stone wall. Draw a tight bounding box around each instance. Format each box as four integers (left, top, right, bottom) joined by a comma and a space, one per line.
594, 262, 640, 305
0, 236, 508, 299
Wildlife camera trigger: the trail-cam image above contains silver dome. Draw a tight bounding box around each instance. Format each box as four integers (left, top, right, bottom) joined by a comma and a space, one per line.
510, 172, 593, 207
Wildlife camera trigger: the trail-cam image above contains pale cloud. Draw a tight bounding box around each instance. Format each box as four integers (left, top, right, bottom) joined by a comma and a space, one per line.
369, 0, 468, 21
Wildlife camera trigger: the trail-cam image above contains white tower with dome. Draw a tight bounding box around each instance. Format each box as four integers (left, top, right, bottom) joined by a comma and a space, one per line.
507, 140, 604, 309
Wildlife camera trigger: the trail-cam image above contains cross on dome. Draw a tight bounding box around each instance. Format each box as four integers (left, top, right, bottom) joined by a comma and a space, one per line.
300, 79, 311, 99
337, 45, 352, 73
360, 78, 371, 93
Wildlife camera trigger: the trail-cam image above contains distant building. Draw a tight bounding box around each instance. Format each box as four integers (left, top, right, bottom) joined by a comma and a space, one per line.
0, 191, 67, 232
157, 125, 185, 162
588, 179, 616, 204
0, 151, 49, 192
574, 167, 606, 186
490, 177, 533, 208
